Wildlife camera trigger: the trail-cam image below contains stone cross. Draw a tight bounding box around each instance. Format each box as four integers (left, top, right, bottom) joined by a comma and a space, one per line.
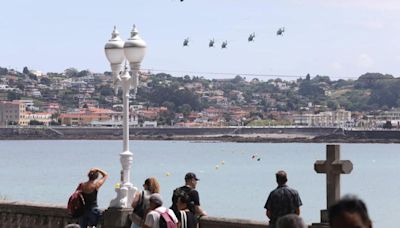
314, 144, 353, 223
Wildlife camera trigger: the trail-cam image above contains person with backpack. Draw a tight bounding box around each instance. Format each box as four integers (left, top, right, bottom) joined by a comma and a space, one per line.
175, 194, 196, 228
143, 193, 178, 228
78, 167, 108, 228
131, 177, 160, 228
170, 172, 207, 219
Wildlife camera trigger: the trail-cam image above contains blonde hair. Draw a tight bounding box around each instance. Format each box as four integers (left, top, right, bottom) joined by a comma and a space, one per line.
144, 177, 160, 193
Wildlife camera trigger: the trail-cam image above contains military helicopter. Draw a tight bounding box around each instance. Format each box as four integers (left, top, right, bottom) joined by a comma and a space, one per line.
248, 32, 255, 42
183, 37, 189, 46
277, 27, 285, 36
221, 40, 228, 49
209, 38, 215, 47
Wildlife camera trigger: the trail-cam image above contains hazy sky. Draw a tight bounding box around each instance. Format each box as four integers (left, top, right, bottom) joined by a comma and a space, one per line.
1, 0, 400, 80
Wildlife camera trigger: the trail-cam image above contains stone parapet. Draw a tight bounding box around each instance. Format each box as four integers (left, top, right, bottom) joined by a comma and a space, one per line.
199, 216, 267, 228
0, 200, 329, 228
0, 200, 78, 228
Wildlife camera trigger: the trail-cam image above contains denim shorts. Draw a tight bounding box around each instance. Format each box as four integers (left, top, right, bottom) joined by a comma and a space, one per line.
79, 207, 101, 227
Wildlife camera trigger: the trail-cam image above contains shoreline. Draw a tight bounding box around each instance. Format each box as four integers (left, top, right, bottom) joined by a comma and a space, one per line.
1, 126, 399, 143
1, 133, 400, 143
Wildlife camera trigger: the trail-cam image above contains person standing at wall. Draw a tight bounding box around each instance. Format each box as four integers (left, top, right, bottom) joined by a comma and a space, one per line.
264, 170, 302, 228
171, 172, 207, 219
176, 194, 196, 228
79, 167, 108, 228
143, 193, 178, 228
131, 177, 160, 228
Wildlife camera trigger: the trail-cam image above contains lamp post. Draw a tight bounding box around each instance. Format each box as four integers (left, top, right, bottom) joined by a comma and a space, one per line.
104, 25, 146, 208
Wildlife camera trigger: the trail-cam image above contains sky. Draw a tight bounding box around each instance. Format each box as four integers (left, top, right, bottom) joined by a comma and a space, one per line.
1, 0, 400, 80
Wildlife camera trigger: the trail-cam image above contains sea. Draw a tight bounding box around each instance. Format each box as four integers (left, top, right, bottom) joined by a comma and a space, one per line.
0, 140, 397, 228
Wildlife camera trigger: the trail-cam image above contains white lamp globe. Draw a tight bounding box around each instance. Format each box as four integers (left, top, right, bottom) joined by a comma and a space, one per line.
105, 26, 125, 65
123, 25, 146, 64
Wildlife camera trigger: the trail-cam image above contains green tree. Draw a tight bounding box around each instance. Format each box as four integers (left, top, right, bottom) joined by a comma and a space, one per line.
23, 66, 30, 74
98, 85, 114, 96
179, 104, 192, 118
0, 67, 8, 75
299, 80, 325, 100
7, 91, 21, 100
355, 73, 394, 89
78, 70, 92, 77
28, 73, 38, 81
40, 77, 51, 86
157, 110, 175, 126
64, 68, 79, 77
162, 101, 175, 111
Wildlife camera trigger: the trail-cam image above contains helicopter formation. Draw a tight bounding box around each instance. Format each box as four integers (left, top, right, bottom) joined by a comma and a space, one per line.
182, 28, 285, 48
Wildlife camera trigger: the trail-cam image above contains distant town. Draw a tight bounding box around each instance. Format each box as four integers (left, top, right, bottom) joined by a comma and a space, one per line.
0, 66, 399, 129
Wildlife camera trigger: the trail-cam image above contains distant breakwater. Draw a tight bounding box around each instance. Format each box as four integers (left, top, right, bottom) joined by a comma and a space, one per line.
1, 126, 399, 143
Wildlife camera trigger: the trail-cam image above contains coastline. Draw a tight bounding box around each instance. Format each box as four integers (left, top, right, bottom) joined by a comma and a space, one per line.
1, 132, 400, 143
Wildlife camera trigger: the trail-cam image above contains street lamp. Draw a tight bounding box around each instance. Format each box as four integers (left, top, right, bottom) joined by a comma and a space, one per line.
104, 25, 146, 208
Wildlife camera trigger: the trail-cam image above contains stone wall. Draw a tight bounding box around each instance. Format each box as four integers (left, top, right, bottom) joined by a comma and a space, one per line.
0, 201, 78, 228
0, 200, 329, 228
199, 216, 267, 228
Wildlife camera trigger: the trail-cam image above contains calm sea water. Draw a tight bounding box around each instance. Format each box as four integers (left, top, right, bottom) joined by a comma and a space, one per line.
0, 140, 397, 228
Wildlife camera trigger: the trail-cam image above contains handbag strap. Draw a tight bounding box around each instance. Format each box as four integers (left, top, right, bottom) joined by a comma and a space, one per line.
180, 210, 187, 228
76, 183, 83, 191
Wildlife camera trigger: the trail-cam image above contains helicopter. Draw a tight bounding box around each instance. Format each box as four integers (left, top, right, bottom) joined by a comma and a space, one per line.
209, 38, 215, 47
183, 37, 189, 46
221, 40, 228, 49
277, 27, 285, 36
248, 32, 255, 42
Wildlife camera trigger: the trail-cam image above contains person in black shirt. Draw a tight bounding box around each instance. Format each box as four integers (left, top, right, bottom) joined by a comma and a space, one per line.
171, 172, 207, 219
264, 170, 302, 228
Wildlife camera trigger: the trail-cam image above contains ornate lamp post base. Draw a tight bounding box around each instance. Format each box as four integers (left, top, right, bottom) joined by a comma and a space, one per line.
109, 150, 137, 208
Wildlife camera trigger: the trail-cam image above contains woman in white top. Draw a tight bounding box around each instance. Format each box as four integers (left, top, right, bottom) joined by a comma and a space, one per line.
131, 177, 160, 228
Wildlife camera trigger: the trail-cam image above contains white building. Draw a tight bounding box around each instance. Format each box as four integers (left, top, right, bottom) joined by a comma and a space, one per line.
294, 109, 351, 127
27, 112, 52, 126
143, 121, 157, 127
0, 85, 14, 91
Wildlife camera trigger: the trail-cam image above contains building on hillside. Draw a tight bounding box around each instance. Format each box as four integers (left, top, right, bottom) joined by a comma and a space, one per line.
208, 96, 228, 106
27, 112, 52, 126
30, 70, 45, 78
293, 109, 351, 127
143, 121, 157, 127
0, 100, 29, 126
367, 109, 400, 127
79, 99, 99, 108
59, 107, 117, 126
0, 84, 14, 91
41, 103, 60, 114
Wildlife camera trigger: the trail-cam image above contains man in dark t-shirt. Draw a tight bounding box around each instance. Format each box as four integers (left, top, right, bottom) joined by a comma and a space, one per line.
264, 170, 302, 228
171, 172, 207, 218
